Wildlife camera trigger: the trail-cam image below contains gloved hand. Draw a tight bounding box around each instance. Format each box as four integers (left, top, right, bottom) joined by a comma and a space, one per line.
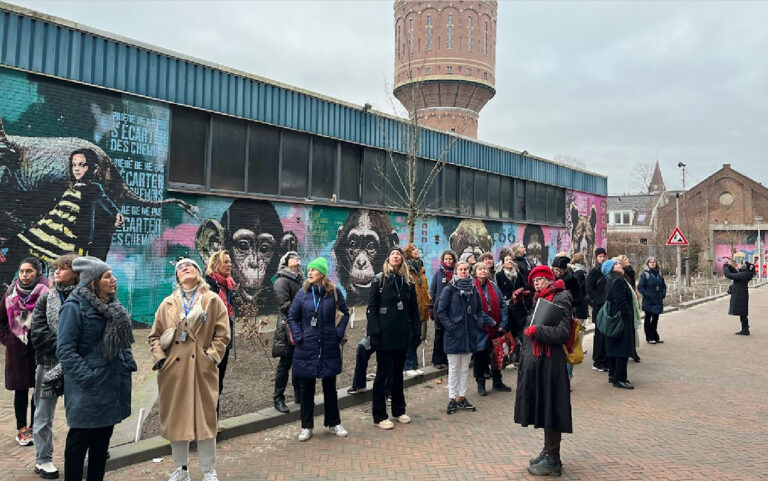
369, 334, 382, 350
512, 288, 525, 303
153, 358, 166, 371
524, 325, 536, 338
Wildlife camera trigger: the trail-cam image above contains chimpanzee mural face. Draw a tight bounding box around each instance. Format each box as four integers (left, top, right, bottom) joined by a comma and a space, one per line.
449, 219, 492, 259
333, 210, 399, 305
195, 199, 297, 315
570, 203, 598, 266
523, 224, 547, 267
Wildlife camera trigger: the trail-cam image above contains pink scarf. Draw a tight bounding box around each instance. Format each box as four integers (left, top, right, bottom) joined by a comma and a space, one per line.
5, 279, 49, 344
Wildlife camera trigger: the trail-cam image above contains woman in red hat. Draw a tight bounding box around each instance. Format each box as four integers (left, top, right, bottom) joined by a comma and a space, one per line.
514, 265, 573, 477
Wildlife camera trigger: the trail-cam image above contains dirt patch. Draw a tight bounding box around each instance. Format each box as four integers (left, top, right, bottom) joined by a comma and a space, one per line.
140, 312, 437, 440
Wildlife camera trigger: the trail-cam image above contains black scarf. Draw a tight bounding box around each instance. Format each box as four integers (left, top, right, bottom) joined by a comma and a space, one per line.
451, 276, 475, 296
75, 285, 134, 361
407, 258, 424, 273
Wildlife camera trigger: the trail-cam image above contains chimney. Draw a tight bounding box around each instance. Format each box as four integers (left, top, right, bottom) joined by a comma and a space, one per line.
723, 164, 732, 169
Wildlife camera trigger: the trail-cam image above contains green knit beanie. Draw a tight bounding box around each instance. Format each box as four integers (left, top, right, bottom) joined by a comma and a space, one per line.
307, 257, 329, 277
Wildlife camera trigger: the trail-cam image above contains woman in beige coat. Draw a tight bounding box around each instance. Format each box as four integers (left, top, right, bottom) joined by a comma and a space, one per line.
149, 258, 230, 481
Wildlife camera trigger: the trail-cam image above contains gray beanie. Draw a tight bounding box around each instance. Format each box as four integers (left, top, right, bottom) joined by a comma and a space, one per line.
72, 256, 112, 286
459, 252, 475, 264
279, 251, 299, 269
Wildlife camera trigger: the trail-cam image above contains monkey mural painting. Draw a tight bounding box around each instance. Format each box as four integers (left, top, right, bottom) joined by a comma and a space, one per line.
0, 68, 607, 324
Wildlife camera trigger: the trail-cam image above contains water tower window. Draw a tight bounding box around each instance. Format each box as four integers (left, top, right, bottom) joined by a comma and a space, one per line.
447, 15, 453, 49
468, 16, 473, 51
427, 15, 432, 50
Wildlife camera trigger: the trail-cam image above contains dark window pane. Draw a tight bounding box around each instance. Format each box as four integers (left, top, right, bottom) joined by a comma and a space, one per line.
443, 164, 458, 212
501, 177, 512, 218
525, 181, 537, 222
555, 188, 565, 223
362, 148, 385, 206
247, 123, 279, 195
474, 171, 487, 217
514, 179, 526, 220
421, 159, 440, 210
386, 153, 408, 209
281, 130, 310, 197
210, 115, 246, 191
459, 168, 474, 216
340, 143, 361, 202
537, 183, 548, 221
311, 137, 336, 199
488, 174, 501, 218
546, 186, 558, 223
169, 106, 207, 185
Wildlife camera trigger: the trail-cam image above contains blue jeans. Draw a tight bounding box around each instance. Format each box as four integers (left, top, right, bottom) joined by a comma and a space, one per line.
33, 364, 59, 464
404, 343, 419, 371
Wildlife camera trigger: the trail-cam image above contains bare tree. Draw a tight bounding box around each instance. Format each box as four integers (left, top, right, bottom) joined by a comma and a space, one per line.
553, 153, 586, 170
630, 162, 655, 194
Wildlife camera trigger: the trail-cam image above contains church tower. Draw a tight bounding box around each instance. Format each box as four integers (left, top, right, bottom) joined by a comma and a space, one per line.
393, 1, 497, 138
649, 160, 666, 194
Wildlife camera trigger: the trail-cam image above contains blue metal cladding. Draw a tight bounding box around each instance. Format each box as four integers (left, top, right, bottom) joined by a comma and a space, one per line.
0, 5, 607, 195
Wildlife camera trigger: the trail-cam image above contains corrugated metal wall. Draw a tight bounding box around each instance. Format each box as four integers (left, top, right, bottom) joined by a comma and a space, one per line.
0, 5, 607, 195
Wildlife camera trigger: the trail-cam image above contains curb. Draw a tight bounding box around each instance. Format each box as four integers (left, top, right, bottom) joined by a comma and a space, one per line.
105, 365, 447, 472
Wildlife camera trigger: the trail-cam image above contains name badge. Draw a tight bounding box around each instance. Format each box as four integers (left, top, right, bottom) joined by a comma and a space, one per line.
467, 305, 472, 314
397, 301, 404, 310
179, 330, 188, 342
311, 316, 318, 327
442, 278, 446, 284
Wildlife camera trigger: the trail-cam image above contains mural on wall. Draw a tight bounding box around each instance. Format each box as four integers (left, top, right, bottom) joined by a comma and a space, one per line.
713, 230, 767, 273
565, 191, 607, 266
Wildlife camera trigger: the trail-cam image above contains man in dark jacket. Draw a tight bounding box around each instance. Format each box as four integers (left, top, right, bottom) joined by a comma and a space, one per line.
723, 259, 755, 335
587, 247, 608, 371
271, 251, 303, 413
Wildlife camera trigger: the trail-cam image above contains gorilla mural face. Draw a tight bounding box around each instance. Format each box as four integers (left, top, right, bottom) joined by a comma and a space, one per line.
333, 210, 398, 305
449, 219, 492, 260
523, 224, 547, 267
570, 203, 598, 266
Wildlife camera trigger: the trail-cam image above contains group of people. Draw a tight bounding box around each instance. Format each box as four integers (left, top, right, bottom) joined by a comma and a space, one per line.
1, 240, 755, 480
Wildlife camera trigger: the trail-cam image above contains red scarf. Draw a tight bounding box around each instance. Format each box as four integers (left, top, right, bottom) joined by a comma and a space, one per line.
209, 271, 235, 318
441, 263, 454, 282
530, 279, 565, 357
474, 278, 501, 334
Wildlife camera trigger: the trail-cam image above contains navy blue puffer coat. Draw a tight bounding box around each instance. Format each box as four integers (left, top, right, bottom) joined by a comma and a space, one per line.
437, 284, 494, 354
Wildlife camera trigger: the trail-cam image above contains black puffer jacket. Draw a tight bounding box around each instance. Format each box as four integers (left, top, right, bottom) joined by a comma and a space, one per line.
272, 269, 303, 358
570, 265, 589, 319
496, 269, 527, 336
603, 273, 635, 358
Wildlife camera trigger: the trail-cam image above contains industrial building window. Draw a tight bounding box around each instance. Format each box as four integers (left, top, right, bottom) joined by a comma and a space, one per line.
484, 20, 488, 55
459, 168, 474, 216
385, 153, 408, 208
419, 159, 441, 210
409, 18, 414, 54
514, 179, 526, 220
280, 131, 310, 197
339, 144, 361, 202
447, 15, 453, 49
169, 106, 207, 186
468, 16, 473, 51
446, 66, 453, 74
362, 148, 385, 206
311, 137, 336, 199
210, 115, 246, 192
546, 185, 558, 224
397, 25, 401, 59
555, 188, 565, 223
488, 174, 501, 218
247, 123, 280, 195
427, 15, 432, 50
501, 177, 513, 218
443, 164, 458, 212
473, 172, 487, 217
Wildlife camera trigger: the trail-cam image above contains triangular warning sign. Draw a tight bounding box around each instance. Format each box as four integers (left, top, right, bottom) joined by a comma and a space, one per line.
666, 226, 689, 246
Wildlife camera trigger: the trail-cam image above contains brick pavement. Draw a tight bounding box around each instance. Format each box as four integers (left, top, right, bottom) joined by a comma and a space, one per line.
2, 294, 767, 480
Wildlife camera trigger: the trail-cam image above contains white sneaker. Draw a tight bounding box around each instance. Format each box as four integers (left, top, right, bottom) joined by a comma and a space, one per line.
327, 424, 348, 437
34, 462, 59, 479
168, 467, 190, 481
202, 469, 219, 481
376, 419, 394, 430
416, 369, 424, 375
366, 373, 376, 380
298, 428, 313, 441
397, 414, 412, 424
404, 370, 418, 378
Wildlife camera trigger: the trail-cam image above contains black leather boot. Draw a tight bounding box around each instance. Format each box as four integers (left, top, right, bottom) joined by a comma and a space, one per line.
527, 454, 562, 476
477, 380, 488, 396
274, 398, 290, 413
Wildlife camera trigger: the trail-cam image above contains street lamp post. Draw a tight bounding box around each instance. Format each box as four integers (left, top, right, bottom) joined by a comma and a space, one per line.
756, 215, 763, 280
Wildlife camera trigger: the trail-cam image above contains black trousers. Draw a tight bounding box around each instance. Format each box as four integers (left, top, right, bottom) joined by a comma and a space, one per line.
740, 315, 750, 331
472, 342, 502, 384
643, 311, 660, 342
14, 389, 35, 430
591, 304, 608, 366
608, 357, 628, 382
298, 376, 340, 429
216, 346, 231, 417
64, 425, 114, 481
352, 343, 374, 390
432, 325, 448, 365
543, 429, 562, 462
274, 352, 300, 402
372, 349, 406, 423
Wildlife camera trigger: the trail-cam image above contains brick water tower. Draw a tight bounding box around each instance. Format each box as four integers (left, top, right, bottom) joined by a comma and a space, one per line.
393, 0, 497, 138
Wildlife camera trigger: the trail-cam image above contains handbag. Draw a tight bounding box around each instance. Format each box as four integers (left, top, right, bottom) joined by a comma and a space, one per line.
596, 300, 624, 338
564, 319, 585, 365
332, 289, 347, 346
491, 332, 516, 371
159, 326, 177, 352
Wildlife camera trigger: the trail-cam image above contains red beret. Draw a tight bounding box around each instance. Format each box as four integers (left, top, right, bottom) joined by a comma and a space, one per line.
528, 265, 555, 285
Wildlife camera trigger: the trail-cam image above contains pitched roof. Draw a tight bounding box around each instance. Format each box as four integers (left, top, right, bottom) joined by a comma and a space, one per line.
607, 194, 663, 226
649, 160, 665, 194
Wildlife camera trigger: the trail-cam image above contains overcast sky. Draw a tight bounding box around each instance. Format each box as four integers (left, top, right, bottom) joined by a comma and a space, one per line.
9, 0, 768, 194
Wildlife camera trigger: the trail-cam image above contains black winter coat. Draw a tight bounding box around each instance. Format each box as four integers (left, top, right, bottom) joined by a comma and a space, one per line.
724, 264, 754, 317
272, 269, 302, 358
570, 267, 589, 319
603, 274, 635, 358
586, 264, 606, 319
514, 289, 573, 433
367, 274, 421, 351
559, 271, 585, 320
637, 268, 667, 315
495, 270, 527, 336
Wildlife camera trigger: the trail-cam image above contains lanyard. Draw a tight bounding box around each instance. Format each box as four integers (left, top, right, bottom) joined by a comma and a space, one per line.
181, 288, 198, 318
311, 286, 321, 314
392, 275, 402, 298
58, 291, 67, 303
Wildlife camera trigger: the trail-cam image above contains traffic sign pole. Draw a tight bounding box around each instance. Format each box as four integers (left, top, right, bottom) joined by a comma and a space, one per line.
676, 194, 681, 295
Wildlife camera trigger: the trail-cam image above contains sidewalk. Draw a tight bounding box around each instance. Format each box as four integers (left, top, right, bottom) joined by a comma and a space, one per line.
105, 291, 768, 481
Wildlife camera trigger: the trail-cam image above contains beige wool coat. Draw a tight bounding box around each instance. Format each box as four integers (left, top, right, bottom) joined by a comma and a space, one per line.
148, 289, 230, 442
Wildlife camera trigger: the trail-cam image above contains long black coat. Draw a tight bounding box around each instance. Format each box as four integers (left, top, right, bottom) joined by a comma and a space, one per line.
586, 264, 606, 321
560, 271, 585, 320
637, 268, 667, 315
514, 289, 573, 433
603, 274, 635, 358
495, 270, 527, 336
570, 267, 589, 319
367, 274, 421, 351
723, 264, 754, 317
